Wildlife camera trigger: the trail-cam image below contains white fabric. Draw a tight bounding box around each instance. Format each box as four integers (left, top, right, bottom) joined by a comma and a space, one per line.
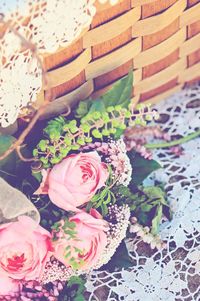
0, 42, 42, 128
86, 84, 200, 301
0, 0, 119, 53
0, 0, 119, 127
0, 178, 40, 224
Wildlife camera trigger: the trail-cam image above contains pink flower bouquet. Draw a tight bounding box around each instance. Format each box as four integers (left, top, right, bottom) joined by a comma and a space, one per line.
0, 73, 172, 300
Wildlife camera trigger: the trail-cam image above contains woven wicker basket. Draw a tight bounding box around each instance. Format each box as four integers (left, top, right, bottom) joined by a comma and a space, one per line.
38, 0, 200, 116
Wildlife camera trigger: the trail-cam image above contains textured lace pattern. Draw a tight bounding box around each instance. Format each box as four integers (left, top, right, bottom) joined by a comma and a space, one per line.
0, 0, 118, 127
0, 31, 42, 127
0, 0, 119, 53
86, 84, 200, 301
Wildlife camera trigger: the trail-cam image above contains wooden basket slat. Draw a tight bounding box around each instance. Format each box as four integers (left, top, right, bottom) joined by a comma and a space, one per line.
142, 49, 180, 78
41, 80, 94, 119
188, 49, 200, 66
142, 19, 179, 51
180, 2, 200, 27
140, 78, 178, 102
180, 61, 200, 82
187, 20, 200, 38
46, 49, 91, 89
132, 0, 186, 37
94, 60, 133, 90
141, 84, 183, 105
43, 39, 84, 72
92, 28, 132, 60
135, 58, 186, 94
85, 37, 141, 79
83, 6, 140, 48
180, 32, 200, 56
37, 0, 200, 115
132, 0, 162, 7
134, 28, 186, 68
141, 0, 177, 18
188, 0, 200, 7
92, 0, 131, 28
45, 71, 86, 101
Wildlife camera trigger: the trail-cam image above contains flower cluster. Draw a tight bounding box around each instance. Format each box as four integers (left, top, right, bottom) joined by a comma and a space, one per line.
0, 73, 171, 300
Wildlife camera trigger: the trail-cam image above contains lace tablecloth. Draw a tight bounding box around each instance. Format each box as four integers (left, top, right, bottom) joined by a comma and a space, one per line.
86, 84, 200, 301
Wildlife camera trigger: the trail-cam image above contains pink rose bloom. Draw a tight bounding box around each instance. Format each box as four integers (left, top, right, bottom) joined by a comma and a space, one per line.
0, 276, 21, 296
0, 216, 52, 281
53, 209, 108, 270
37, 151, 109, 212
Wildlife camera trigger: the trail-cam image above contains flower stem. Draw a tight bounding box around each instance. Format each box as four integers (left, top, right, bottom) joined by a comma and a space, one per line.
145, 129, 200, 149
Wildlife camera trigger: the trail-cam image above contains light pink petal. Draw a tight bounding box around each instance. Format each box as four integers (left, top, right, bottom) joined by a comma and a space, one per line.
70, 211, 109, 232
96, 163, 109, 189
50, 154, 80, 184
34, 169, 50, 195
82, 151, 101, 162
0, 276, 21, 296
49, 185, 81, 212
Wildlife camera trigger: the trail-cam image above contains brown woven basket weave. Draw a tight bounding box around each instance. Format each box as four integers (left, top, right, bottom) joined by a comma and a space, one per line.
38, 0, 200, 115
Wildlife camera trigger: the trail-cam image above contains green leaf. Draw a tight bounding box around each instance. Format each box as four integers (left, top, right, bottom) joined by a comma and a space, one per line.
32, 171, 42, 183
44, 116, 65, 137
101, 241, 132, 272
88, 99, 106, 115
101, 202, 108, 216
75, 98, 93, 119
140, 203, 155, 212
142, 186, 166, 205
128, 151, 162, 186
0, 135, 16, 177
58, 276, 86, 301
102, 72, 133, 109
0, 135, 25, 186
142, 186, 172, 221
114, 128, 125, 139
137, 211, 150, 225
151, 205, 162, 235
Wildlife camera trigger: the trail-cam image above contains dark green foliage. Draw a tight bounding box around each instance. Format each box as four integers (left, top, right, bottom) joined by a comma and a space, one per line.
86, 186, 116, 217
31, 195, 69, 232
113, 184, 172, 235
75, 72, 133, 120
58, 276, 86, 301
101, 72, 133, 109
75, 98, 93, 119
0, 135, 38, 193
128, 151, 162, 186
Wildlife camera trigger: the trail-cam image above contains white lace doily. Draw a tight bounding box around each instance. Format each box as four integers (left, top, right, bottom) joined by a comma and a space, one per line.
86, 84, 200, 301
0, 0, 119, 127
0, 29, 42, 128
0, 0, 118, 53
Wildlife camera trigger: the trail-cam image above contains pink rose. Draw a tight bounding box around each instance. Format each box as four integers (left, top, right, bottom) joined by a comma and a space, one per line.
53, 209, 108, 270
0, 216, 52, 281
37, 151, 109, 212
0, 276, 21, 296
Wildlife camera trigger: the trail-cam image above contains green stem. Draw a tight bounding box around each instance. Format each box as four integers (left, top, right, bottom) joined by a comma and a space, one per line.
145, 129, 200, 149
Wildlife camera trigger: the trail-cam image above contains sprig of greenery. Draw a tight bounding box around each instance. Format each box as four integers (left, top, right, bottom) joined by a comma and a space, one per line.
114, 184, 172, 235
34, 104, 158, 168
86, 186, 116, 216
33, 72, 159, 167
